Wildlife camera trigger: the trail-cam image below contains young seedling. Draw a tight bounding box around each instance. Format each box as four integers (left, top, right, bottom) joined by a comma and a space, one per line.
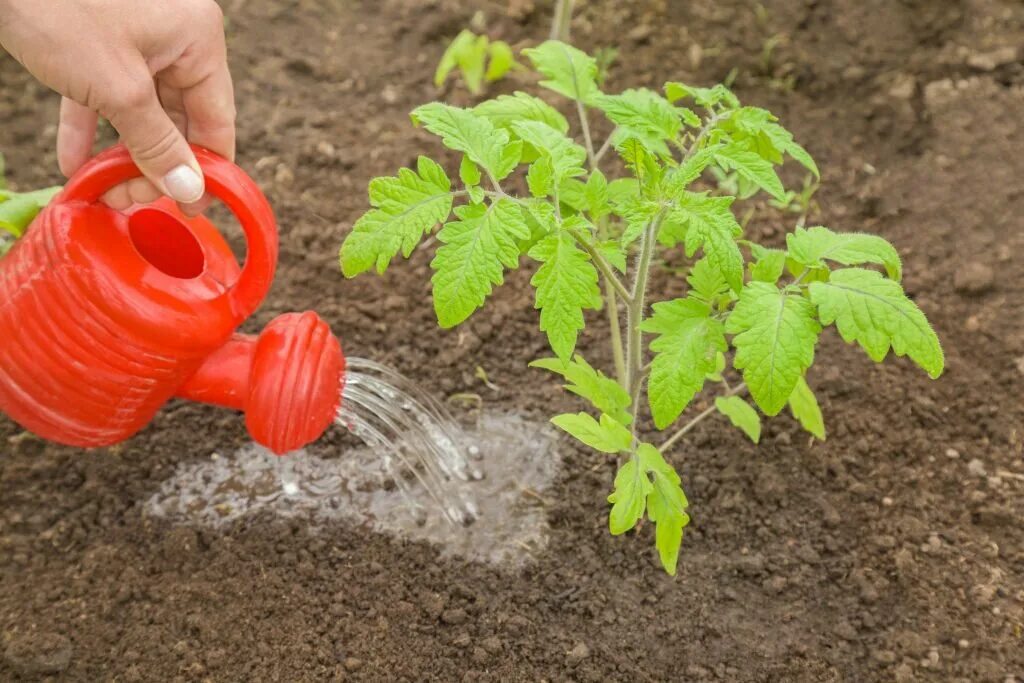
0, 153, 62, 255
340, 41, 943, 574
435, 29, 517, 96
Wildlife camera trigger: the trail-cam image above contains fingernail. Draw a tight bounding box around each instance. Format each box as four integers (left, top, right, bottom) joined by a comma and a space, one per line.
163, 165, 205, 203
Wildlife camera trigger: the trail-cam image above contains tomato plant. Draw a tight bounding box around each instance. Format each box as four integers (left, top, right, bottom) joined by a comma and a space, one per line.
340, 41, 943, 574
0, 153, 61, 255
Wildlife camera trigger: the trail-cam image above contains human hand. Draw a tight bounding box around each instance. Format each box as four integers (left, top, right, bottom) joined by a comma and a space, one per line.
0, 0, 235, 213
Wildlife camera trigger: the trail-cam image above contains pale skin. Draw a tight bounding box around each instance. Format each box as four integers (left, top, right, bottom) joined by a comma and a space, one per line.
0, 0, 236, 213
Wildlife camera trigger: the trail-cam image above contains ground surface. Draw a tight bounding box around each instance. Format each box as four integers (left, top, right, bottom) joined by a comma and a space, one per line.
2, 0, 1024, 681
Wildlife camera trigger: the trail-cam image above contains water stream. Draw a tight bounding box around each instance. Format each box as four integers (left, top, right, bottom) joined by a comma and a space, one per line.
147, 358, 562, 566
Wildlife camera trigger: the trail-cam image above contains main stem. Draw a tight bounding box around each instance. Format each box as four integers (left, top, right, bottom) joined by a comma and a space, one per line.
551, 0, 575, 42
625, 213, 663, 432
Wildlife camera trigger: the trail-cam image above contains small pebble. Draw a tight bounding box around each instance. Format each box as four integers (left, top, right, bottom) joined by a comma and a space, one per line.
954, 262, 995, 296
566, 642, 590, 666
343, 657, 363, 672
882, 496, 894, 507
945, 448, 960, 459
967, 459, 987, 477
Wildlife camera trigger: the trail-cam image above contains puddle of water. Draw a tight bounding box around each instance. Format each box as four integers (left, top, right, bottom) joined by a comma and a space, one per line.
145, 412, 561, 567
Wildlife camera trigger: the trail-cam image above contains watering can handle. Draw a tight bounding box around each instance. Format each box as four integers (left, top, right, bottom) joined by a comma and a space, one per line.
60, 143, 278, 320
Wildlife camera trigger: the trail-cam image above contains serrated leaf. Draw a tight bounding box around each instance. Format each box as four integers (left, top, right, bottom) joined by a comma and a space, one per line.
615, 136, 662, 194
607, 178, 639, 206
594, 88, 681, 158
551, 412, 632, 453
789, 376, 825, 440
761, 122, 819, 177
527, 155, 554, 198
412, 103, 514, 179
486, 40, 515, 82
431, 199, 528, 327
473, 91, 570, 134
750, 248, 787, 283
637, 444, 689, 576
715, 143, 787, 202
640, 298, 727, 428
726, 282, 822, 415
662, 147, 720, 198
522, 40, 602, 104
715, 395, 761, 443
531, 355, 631, 425
687, 257, 730, 304
340, 157, 453, 276
585, 169, 609, 219
665, 82, 740, 109
511, 120, 586, 186
674, 193, 744, 292
460, 156, 481, 187
808, 268, 944, 377
596, 239, 627, 273
528, 231, 602, 359
558, 177, 587, 212
617, 197, 660, 247
608, 457, 651, 535
787, 226, 903, 281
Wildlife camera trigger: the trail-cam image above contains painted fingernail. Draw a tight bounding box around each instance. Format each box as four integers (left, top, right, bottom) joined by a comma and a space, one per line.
163, 165, 205, 203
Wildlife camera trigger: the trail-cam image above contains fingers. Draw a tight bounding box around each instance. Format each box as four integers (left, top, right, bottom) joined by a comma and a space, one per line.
103, 70, 205, 205
181, 61, 236, 162
56, 97, 98, 178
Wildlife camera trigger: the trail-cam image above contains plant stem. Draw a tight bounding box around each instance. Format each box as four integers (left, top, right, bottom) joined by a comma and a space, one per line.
660, 382, 748, 453
625, 212, 663, 429
604, 281, 627, 384
550, 0, 575, 42
577, 100, 597, 169
594, 130, 616, 164
568, 228, 631, 301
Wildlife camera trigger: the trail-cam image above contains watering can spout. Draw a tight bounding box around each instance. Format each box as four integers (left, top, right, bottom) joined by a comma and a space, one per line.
177, 311, 345, 455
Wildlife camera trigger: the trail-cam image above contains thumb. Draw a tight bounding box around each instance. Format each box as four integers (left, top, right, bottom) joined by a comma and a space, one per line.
105, 77, 205, 204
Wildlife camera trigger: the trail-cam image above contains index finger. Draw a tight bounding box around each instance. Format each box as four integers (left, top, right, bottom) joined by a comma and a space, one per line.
181, 59, 236, 162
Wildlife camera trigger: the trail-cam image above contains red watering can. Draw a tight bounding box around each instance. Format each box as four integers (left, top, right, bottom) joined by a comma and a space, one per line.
0, 144, 344, 454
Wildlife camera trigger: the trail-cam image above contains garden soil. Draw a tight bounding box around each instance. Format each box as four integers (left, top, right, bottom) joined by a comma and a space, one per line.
2, 0, 1023, 681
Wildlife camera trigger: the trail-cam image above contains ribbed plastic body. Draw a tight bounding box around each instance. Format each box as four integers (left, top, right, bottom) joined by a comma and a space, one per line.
0, 144, 279, 448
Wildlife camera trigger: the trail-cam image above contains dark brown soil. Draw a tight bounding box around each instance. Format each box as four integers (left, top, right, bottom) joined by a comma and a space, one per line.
3, 0, 1024, 681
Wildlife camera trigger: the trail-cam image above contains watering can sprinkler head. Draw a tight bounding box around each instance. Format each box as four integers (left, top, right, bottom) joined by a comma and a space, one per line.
0, 144, 344, 455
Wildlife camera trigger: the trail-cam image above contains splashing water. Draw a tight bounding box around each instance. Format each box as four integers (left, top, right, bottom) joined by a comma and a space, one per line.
336, 357, 482, 526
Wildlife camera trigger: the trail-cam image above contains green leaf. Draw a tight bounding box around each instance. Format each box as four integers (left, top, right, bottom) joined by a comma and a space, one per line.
714, 143, 787, 202
750, 247, 787, 283
593, 88, 682, 158
675, 193, 744, 292
527, 155, 554, 198
486, 40, 516, 82
584, 169, 610, 219
412, 103, 514, 179
607, 457, 652, 535
607, 178, 640, 206
528, 231, 602, 359
459, 155, 481, 187
726, 282, 822, 415
558, 177, 587, 212
473, 92, 570, 134
715, 396, 761, 443
637, 444, 689, 575
615, 136, 662, 193
617, 197, 659, 247
787, 226, 903, 281
340, 157, 453, 276
431, 199, 529, 327
640, 298, 727, 428
663, 147, 719, 198
522, 40, 602, 104
531, 355, 632, 426
595, 239, 627, 273
0, 187, 60, 238
665, 81, 739, 109
434, 29, 477, 88
808, 268, 944, 378
551, 412, 632, 453
789, 376, 825, 440
687, 256, 730, 304
761, 122, 819, 177
510, 120, 587, 186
